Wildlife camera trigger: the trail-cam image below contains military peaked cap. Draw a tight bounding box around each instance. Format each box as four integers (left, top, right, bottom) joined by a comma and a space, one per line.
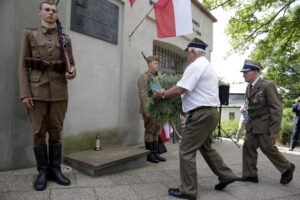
146, 56, 158, 64
240, 59, 263, 72
184, 42, 208, 51
42, 0, 59, 5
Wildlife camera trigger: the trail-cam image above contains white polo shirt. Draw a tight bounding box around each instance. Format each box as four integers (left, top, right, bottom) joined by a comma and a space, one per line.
177, 56, 220, 112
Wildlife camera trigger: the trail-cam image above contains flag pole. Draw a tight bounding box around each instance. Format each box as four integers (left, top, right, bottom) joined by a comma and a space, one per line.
129, 6, 154, 39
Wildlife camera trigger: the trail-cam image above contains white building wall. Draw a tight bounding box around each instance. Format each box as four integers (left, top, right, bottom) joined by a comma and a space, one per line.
0, 0, 216, 169
63, 0, 123, 136
63, 0, 217, 145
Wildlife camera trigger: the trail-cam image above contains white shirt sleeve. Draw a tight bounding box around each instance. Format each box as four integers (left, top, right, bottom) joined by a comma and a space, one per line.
177, 63, 205, 91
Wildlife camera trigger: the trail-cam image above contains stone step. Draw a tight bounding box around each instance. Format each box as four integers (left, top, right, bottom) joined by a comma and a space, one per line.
64, 146, 148, 176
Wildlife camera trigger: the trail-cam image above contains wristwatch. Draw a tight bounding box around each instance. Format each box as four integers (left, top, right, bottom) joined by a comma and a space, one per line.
162, 91, 165, 99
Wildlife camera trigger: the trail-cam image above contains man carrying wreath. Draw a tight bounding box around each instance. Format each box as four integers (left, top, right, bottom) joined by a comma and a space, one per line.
154, 42, 236, 200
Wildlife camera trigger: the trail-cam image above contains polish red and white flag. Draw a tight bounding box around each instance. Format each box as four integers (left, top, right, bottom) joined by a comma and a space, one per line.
154, 0, 193, 38
129, 0, 136, 7
160, 122, 173, 142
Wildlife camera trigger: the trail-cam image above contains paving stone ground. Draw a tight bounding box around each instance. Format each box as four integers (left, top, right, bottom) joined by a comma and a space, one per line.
1, 139, 300, 200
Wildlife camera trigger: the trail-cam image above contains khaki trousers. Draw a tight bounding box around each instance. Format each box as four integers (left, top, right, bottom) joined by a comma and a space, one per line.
179, 107, 235, 196
243, 132, 291, 176
142, 113, 160, 142
28, 101, 67, 146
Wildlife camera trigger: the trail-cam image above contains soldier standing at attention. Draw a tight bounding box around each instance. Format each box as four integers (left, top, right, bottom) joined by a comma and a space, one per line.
236, 60, 295, 184
19, 0, 76, 191
154, 42, 236, 200
138, 56, 166, 163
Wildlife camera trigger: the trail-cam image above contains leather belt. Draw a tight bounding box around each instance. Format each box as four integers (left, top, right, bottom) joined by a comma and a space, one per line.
25, 58, 65, 73
188, 106, 215, 114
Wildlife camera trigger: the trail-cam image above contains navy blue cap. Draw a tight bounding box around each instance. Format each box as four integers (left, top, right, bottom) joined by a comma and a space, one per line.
185, 42, 208, 51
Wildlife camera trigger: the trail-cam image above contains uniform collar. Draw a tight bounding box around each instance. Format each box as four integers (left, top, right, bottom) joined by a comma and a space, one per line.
40, 25, 58, 34
146, 69, 158, 76
251, 76, 260, 87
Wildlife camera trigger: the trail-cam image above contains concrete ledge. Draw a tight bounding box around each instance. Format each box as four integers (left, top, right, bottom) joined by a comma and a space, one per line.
64, 146, 148, 176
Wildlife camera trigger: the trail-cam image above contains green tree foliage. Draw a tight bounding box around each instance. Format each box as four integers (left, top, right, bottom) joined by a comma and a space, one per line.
218, 77, 230, 86
278, 107, 294, 145
201, 0, 300, 103
214, 119, 239, 138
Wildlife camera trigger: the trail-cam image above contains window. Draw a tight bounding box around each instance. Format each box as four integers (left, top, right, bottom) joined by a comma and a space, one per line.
229, 112, 235, 120
153, 45, 185, 74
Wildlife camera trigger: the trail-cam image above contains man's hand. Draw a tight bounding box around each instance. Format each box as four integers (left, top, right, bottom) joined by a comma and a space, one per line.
153, 89, 164, 99
66, 66, 76, 80
22, 97, 34, 109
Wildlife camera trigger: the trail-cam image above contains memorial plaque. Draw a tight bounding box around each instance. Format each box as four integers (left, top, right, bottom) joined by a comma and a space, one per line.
71, 0, 119, 44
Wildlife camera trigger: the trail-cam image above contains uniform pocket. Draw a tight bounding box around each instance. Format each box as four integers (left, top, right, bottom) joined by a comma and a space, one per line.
51, 42, 62, 58
51, 71, 67, 83
30, 70, 42, 82
30, 42, 38, 57
29, 70, 42, 98
37, 42, 46, 57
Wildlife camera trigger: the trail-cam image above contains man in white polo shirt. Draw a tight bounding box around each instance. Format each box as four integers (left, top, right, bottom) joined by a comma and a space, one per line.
154, 41, 236, 200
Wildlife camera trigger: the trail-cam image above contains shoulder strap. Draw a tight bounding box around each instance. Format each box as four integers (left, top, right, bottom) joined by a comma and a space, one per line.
30, 29, 40, 58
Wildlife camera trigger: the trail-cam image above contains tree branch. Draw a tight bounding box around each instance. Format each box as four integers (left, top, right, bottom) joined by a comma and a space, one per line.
287, 65, 300, 76
209, 0, 233, 10
234, 0, 296, 49
283, 5, 289, 16
246, 0, 295, 40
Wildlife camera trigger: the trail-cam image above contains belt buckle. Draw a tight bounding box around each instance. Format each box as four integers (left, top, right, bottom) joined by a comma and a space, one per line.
49, 62, 56, 71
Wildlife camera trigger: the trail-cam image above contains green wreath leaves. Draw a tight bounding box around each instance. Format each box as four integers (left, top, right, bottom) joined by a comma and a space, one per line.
146, 74, 183, 125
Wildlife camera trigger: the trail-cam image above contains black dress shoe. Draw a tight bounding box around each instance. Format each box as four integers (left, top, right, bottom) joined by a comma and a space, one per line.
236, 176, 259, 183
154, 153, 167, 162
280, 163, 295, 184
215, 179, 235, 190
168, 188, 196, 200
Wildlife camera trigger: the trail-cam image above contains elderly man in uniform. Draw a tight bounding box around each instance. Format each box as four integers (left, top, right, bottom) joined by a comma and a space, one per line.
236, 60, 295, 184
138, 56, 166, 163
19, 0, 76, 191
154, 42, 236, 200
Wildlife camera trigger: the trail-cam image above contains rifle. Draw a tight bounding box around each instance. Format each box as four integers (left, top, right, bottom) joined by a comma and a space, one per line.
56, 18, 72, 73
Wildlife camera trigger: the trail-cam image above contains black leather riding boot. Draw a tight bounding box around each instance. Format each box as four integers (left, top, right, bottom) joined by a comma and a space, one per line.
33, 145, 48, 191
48, 144, 71, 186
153, 142, 167, 162
145, 142, 159, 163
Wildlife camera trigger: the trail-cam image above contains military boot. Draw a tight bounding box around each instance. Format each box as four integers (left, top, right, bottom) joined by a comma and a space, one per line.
153, 141, 166, 162
145, 142, 159, 163
48, 144, 71, 186
33, 145, 48, 191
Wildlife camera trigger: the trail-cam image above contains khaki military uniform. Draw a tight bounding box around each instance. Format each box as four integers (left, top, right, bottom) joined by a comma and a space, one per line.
137, 70, 160, 142
19, 26, 75, 146
243, 78, 291, 176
